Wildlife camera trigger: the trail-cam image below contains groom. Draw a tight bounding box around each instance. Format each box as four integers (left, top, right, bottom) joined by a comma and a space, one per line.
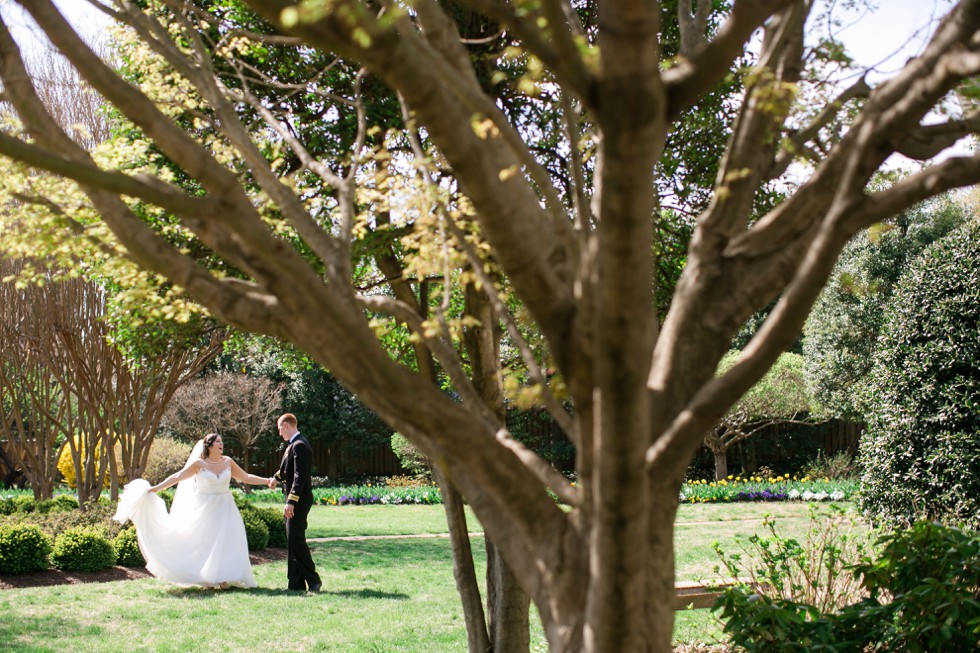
272, 413, 321, 593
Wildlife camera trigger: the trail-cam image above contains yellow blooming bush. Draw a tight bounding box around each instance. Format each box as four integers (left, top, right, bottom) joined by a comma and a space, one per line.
57, 436, 124, 490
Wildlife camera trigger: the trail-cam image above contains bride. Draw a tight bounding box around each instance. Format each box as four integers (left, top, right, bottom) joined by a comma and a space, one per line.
113, 433, 274, 588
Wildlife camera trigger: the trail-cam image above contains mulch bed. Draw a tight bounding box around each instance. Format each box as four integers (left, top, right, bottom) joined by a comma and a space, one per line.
0, 547, 288, 590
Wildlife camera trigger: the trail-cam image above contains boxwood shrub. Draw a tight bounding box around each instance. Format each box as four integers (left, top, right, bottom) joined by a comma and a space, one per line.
859, 221, 980, 528
51, 526, 117, 572
112, 527, 145, 568
11, 495, 36, 513
241, 510, 269, 551
243, 505, 286, 549
0, 523, 52, 574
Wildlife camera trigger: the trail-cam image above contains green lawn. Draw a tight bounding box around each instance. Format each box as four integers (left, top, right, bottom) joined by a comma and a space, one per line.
1, 502, 859, 651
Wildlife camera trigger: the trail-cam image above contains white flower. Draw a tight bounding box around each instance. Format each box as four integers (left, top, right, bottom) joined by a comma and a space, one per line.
830, 491, 845, 501
814, 491, 829, 501
788, 489, 801, 500
802, 491, 815, 501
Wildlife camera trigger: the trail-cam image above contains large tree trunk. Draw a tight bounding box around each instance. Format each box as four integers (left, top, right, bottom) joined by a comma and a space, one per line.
712, 447, 729, 481
464, 280, 532, 652
4, 1, 980, 652
486, 538, 531, 653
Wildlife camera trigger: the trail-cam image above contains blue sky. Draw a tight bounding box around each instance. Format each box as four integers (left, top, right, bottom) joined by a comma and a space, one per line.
819, 0, 957, 81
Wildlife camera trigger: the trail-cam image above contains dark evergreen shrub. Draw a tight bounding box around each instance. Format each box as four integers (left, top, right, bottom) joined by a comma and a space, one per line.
859, 222, 980, 528
241, 510, 269, 551
244, 505, 286, 548
51, 526, 117, 572
112, 527, 145, 567
0, 523, 52, 574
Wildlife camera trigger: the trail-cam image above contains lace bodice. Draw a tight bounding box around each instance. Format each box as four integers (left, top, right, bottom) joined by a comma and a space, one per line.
196, 467, 232, 495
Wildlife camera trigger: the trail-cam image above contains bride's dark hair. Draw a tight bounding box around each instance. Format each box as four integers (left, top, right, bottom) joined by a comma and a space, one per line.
201, 433, 221, 459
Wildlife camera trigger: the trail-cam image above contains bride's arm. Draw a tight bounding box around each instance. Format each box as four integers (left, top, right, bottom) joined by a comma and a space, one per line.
150, 460, 203, 493
229, 459, 274, 487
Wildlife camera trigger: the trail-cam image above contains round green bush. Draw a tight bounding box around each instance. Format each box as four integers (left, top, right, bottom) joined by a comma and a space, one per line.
241, 510, 269, 551
0, 523, 52, 574
0, 497, 14, 516
36, 494, 78, 514
11, 495, 36, 513
244, 505, 286, 548
51, 526, 117, 572
112, 527, 145, 568
859, 222, 980, 528
52, 494, 80, 512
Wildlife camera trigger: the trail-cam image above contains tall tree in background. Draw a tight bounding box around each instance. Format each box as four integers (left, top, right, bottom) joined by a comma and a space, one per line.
0, 256, 222, 504
704, 350, 812, 480
1, 1, 979, 651
0, 257, 77, 499
162, 370, 283, 472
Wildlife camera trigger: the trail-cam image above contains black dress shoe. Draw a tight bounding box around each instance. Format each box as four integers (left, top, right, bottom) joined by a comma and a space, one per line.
308, 582, 321, 594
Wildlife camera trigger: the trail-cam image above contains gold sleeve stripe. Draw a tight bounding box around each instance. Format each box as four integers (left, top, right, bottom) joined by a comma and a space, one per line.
288, 493, 300, 502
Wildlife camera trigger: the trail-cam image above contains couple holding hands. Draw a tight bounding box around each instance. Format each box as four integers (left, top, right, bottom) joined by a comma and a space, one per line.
113, 413, 322, 593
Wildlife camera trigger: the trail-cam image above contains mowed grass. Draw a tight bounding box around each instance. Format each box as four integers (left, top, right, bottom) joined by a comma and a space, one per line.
1, 502, 858, 651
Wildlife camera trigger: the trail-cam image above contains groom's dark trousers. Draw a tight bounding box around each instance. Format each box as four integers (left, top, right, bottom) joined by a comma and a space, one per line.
276, 434, 321, 591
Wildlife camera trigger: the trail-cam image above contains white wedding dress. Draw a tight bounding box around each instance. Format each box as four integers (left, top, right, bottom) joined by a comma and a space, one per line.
113, 455, 256, 589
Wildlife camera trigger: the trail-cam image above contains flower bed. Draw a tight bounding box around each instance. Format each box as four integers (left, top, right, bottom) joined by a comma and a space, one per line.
242, 483, 444, 506
681, 475, 857, 503
234, 475, 858, 507
3, 475, 859, 509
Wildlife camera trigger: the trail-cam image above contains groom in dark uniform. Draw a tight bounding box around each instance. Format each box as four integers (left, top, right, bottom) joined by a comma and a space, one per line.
273, 413, 321, 593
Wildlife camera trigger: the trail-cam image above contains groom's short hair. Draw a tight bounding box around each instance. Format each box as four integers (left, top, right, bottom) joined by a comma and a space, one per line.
278, 413, 297, 427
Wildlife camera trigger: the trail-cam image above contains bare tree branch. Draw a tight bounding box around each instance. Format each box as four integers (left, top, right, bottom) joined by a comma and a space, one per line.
664, 0, 796, 120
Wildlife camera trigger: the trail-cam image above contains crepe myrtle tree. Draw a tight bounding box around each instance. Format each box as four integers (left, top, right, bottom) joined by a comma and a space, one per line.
705, 350, 812, 481
1, 1, 979, 652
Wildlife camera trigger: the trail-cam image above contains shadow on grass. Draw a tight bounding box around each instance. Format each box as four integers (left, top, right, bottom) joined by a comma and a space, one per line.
326, 588, 411, 600
0, 614, 92, 652
163, 585, 306, 598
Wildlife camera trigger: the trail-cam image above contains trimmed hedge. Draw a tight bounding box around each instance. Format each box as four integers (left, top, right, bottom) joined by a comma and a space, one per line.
0, 523, 52, 574
859, 222, 980, 528
51, 527, 117, 572
241, 510, 269, 551
113, 527, 145, 568
244, 505, 286, 549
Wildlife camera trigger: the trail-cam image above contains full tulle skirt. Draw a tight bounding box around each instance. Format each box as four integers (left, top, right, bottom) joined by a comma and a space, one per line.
114, 478, 256, 588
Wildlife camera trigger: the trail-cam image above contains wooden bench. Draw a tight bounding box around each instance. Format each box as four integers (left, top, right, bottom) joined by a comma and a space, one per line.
674, 579, 753, 610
